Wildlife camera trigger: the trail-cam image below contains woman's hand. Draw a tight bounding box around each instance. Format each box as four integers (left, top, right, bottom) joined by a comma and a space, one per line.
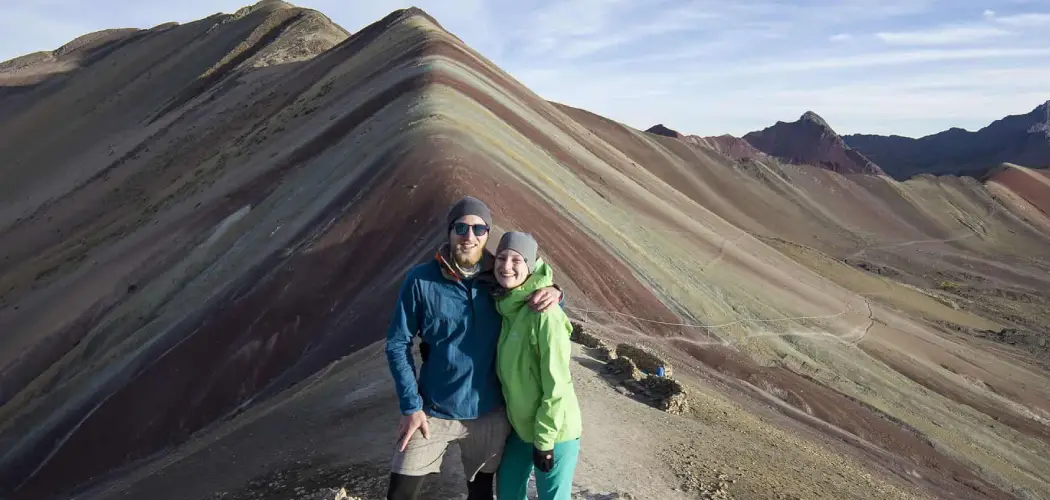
533, 446, 555, 472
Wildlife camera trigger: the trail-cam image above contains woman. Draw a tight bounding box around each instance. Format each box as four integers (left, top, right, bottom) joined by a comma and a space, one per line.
492, 231, 582, 500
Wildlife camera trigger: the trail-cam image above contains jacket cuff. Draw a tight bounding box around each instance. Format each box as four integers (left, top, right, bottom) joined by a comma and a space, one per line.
400, 398, 423, 415
534, 438, 555, 452
553, 283, 566, 307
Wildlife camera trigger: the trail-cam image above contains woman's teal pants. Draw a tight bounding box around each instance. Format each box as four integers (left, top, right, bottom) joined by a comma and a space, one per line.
497, 433, 580, 500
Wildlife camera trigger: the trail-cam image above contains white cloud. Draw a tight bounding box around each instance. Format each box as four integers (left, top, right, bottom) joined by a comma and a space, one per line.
875, 25, 1011, 45
983, 9, 997, 18
991, 12, 1050, 26
829, 33, 852, 42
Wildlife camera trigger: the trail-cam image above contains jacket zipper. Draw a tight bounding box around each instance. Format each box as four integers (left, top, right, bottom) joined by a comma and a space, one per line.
466, 279, 475, 328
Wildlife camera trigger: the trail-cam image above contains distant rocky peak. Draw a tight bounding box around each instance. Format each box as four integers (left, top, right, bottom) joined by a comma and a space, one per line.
1032, 100, 1050, 135
646, 124, 682, 138
800, 111, 831, 130
741, 110, 884, 175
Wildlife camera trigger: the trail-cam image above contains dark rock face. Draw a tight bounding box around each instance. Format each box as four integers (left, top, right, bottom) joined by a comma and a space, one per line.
646, 123, 682, 138
742, 111, 885, 175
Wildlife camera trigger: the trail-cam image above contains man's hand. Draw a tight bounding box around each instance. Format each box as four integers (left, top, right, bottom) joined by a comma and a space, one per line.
528, 286, 562, 312
397, 410, 430, 451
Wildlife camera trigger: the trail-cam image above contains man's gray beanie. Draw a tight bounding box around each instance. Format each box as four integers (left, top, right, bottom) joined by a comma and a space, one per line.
497, 231, 539, 273
446, 196, 493, 227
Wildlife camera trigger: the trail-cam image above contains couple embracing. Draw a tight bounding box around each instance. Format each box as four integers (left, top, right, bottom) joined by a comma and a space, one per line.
384, 197, 582, 500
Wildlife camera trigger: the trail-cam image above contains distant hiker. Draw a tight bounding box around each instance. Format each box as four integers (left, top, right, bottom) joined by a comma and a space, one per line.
384, 197, 563, 500
492, 232, 582, 500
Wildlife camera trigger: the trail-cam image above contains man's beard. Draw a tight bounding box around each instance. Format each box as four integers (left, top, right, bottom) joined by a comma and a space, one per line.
452, 245, 483, 268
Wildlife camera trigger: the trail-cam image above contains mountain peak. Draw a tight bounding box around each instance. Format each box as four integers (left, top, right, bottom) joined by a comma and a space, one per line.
233, 0, 295, 17
742, 112, 883, 175
800, 111, 831, 129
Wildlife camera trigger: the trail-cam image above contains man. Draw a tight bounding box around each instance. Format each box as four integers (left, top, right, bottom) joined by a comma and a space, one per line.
385, 196, 563, 500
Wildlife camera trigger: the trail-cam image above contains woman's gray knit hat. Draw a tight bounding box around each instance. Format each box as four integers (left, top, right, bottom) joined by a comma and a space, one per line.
497, 231, 539, 272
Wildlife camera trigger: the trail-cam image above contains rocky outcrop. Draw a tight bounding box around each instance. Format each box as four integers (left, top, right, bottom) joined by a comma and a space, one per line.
607, 356, 644, 381
641, 375, 689, 415
571, 322, 616, 360
570, 321, 602, 348
603, 343, 686, 414
606, 357, 688, 414
742, 111, 885, 175
615, 343, 672, 376
844, 101, 1050, 179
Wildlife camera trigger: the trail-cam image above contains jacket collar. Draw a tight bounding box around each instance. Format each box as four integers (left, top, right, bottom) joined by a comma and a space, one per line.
435, 243, 494, 282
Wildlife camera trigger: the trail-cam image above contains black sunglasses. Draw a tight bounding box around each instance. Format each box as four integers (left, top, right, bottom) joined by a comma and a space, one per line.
450, 222, 490, 237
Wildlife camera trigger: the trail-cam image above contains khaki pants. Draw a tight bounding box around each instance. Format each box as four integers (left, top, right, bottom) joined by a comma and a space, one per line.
391, 409, 511, 481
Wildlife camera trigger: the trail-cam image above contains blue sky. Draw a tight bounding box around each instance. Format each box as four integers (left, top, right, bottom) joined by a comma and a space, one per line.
2, 0, 1049, 138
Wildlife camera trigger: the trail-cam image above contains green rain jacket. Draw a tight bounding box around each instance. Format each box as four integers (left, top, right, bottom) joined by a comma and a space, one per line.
495, 259, 582, 451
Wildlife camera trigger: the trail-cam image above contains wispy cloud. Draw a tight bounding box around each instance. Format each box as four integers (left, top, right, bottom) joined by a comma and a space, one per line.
875, 25, 1011, 45
513, 1, 721, 60
829, 33, 853, 42
560, 11, 720, 59
608, 47, 1050, 78
791, 0, 935, 24
988, 12, 1050, 26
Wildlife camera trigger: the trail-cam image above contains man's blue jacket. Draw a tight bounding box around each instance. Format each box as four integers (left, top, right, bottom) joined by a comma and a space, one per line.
385, 244, 563, 420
